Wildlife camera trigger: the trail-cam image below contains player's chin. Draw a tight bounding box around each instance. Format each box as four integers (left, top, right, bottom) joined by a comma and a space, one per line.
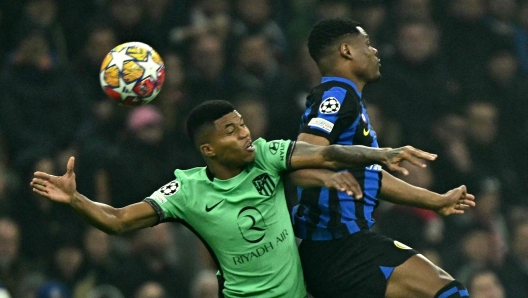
369, 72, 382, 82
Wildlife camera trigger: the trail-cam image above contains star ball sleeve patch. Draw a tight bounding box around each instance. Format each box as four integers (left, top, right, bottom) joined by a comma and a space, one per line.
319, 97, 341, 114
158, 180, 180, 197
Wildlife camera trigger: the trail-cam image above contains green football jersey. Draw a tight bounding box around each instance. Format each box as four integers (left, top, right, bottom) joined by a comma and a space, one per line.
144, 138, 307, 298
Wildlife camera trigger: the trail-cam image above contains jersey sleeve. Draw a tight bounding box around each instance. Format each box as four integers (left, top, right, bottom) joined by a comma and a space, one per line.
254, 138, 294, 174
143, 178, 185, 223
300, 86, 360, 143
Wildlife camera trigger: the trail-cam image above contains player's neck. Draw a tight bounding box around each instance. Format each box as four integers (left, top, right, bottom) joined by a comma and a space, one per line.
322, 70, 365, 92
206, 163, 244, 180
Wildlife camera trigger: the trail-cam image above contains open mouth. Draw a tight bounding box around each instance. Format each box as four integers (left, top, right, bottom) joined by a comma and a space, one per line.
245, 141, 255, 152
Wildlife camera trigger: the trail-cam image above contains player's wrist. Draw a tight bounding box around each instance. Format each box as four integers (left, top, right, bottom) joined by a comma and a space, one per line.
68, 191, 82, 206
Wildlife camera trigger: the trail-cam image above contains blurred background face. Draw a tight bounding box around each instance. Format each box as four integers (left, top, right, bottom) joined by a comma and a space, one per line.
86, 28, 117, 65
163, 53, 185, 87
449, 0, 486, 21
396, 22, 439, 64
238, 35, 274, 73
487, 0, 516, 21
396, 0, 432, 21
135, 281, 166, 298
469, 272, 505, 298
191, 34, 225, 80
84, 228, 110, 263
110, 0, 143, 27
236, 0, 271, 26
26, 0, 57, 26
486, 51, 518, 85
191, 270, 218, 298
316, 1, 351, 20
466, 102, 498, 145
462, 230, 492, 263
512, 223, 528, 259
518, 1, 528, 29
234, 96, 269, 139
0, 219, 19, 267
55, 245, 84, 277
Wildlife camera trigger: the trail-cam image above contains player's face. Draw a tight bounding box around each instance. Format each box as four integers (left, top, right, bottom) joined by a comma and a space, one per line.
350, 27, 381, 82
209, 111, 256, 167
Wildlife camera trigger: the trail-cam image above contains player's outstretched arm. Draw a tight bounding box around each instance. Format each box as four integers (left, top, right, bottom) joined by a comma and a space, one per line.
380, 170, 476, 216
290, 142, 437, 175
30, 157, 158, 234
288, 169, 363, 199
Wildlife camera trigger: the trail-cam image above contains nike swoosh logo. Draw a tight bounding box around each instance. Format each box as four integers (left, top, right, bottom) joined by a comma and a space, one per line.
363, 128, 370, 136
205, 199, 225, 212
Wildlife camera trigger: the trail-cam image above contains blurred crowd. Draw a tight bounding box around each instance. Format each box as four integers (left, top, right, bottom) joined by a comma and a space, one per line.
0, 0, 527, 297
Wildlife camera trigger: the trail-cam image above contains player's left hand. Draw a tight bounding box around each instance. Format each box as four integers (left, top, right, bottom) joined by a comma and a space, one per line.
436, 185, 476, 216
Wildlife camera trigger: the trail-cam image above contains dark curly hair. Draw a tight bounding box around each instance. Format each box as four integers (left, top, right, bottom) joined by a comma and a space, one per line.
307, 18, 362, 63
186, 100, 235, 143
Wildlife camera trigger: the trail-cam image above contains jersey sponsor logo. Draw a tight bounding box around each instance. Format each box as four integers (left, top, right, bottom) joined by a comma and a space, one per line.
232, 229, 290, 265
205, 199, 225, 212
363, 128, 370, 136
394, 240, 412, 250
319, 97, 340, 114
308, 118, 334, 133
237, 206, 266, 243
252, 173, 276, 196
158, 181, 179, 196
268, 141, 279, 155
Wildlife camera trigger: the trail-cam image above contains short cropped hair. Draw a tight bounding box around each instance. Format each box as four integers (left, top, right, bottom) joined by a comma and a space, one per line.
307, 18, 362, 63
186, 100, 236, 143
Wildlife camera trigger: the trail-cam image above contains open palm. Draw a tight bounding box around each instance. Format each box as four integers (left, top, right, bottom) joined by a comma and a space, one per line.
30, 156, 77, 204
436, 185, 476, 216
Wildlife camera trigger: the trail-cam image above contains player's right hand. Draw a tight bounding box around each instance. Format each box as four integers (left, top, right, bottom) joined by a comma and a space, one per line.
30, 156, 77, 204
381, 146, 438, 176
324, 171, 363, 199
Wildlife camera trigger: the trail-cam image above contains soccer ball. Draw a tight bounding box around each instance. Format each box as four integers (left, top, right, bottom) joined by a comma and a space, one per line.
100, 42, 165, 106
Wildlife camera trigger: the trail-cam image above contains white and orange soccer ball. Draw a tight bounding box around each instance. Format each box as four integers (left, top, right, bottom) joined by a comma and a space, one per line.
100, 42, 165, 106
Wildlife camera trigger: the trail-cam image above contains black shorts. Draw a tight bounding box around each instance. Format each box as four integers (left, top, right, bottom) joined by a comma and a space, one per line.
298, 230, 418, 298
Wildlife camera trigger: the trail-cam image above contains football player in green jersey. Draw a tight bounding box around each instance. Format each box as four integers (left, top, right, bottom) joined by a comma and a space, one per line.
30, 100, 438, 298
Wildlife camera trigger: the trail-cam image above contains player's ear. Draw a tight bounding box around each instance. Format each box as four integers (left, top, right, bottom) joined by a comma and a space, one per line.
200, 143, 216, 157
340, 43, 353, 60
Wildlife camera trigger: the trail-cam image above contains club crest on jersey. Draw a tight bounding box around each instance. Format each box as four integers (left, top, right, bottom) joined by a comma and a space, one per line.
252, 174, 276, 196
159, 180, 180, 196
319, 97, 340, 114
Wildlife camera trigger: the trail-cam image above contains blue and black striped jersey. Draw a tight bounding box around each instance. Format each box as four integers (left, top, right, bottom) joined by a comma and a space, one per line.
292, 77, 382, 240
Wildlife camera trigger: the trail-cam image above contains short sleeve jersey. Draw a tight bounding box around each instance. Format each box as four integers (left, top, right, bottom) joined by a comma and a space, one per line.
293, 77, 382, 241
144, 138, 306, 298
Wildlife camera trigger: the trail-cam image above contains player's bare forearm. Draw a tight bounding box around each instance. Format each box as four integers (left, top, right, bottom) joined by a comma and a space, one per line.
288, 169, 334, 188
379, 170, 443, 209
288, 168, 363, 198
291, 141, 384, 170
69, 193, 157, 235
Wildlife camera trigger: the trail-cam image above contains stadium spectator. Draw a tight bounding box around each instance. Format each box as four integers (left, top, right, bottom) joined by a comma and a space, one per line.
374, 20, 460, 147
134, 281, 167, 298
0, 218, 28, 295
228, 33, 301, 139
190, 270, 218, 298
186, 34, 230, 104
232, 0, 288, 57
497, 220, 528, 298
466, 269, 505, 298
